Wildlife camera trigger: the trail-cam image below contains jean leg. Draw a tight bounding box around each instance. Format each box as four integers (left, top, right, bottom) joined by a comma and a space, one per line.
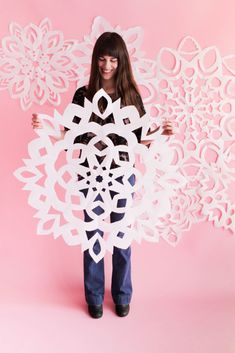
110, 174, 135, 305
111, 241, 132, 305
83, 209, 104, 305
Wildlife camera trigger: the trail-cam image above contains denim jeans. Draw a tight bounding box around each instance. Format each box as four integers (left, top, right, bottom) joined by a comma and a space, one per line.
83, 174, 134, 305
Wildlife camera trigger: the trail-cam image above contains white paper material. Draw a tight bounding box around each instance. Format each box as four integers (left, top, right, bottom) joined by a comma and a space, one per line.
14, 89, 185, 262
153, 36, 235, 237
0, 18, 80, 110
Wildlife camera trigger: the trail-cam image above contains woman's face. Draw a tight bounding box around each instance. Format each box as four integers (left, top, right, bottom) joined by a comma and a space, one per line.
98, 55, 118, 81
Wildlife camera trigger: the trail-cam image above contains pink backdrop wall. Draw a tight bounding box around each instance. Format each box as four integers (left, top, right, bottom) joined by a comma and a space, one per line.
1, 1, 235, 352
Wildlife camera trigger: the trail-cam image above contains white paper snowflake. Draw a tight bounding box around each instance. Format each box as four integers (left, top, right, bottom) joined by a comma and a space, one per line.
153, 36, 235, 235
0, 18, 80, 110
14, 89, 185, 262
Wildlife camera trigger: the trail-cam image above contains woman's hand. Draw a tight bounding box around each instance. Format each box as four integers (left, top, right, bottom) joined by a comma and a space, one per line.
32, 113, 43, 129
31, 113, 66, 141
161, 118, 174, 135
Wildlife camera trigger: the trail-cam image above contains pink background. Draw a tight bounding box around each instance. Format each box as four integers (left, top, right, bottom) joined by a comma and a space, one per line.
1, 0, 235, 352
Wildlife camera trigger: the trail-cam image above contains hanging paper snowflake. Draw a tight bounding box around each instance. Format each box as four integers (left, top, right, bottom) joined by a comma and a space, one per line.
152, 36, 235, 236
73, 18, 234, 239
0, 18, 80, 110
14, 89, 185, 262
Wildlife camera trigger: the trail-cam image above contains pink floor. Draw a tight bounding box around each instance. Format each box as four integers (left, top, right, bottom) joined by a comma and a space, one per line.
1, 219, 235, 353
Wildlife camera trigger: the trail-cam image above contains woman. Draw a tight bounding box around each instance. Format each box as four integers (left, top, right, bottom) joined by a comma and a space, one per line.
32, 32, 173, 319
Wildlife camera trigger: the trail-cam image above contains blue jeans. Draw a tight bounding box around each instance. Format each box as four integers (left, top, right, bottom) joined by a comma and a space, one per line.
83, 175, 134, 306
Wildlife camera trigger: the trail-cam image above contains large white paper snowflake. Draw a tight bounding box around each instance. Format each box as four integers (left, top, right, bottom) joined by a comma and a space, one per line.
0, 18, 80, 110
14, 89, 185, 262
152, 36, 235, 236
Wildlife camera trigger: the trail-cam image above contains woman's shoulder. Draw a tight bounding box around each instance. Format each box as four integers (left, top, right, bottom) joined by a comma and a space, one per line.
72, 85, 88, 105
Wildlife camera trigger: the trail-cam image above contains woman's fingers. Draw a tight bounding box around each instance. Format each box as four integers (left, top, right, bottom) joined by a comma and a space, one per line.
162, 121, 174, 135
32, 114, 43, 128
161, 129, 174, 135
162, 120, 173, 126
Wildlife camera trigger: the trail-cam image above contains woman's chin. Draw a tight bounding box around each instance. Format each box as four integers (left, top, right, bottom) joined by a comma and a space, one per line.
101, 74, 113, 81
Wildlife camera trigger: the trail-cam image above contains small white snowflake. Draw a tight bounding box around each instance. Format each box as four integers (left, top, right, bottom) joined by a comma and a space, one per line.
0, 18, 80, 110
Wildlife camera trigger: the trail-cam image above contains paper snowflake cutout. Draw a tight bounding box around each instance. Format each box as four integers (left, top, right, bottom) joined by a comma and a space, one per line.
14, 89, 185, 262
0, 18, 80, 110
152, 36, 235, 235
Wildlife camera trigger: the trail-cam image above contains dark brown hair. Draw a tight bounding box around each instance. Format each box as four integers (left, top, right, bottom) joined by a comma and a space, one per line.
86, 32, 145, 116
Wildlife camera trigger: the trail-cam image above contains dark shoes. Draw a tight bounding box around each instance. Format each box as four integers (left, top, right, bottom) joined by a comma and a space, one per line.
88, 304, 103, 319
87, 303, 130, 318
115, 304, 130, 317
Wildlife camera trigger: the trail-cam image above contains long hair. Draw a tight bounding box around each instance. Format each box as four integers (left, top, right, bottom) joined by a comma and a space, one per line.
86, 32, 144, 115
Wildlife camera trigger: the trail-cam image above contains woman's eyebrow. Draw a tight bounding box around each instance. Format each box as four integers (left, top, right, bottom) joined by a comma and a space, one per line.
99, 56, 117, 59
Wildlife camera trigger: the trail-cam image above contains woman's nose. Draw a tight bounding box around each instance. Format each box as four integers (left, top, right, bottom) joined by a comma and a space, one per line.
104, 60, 111, 69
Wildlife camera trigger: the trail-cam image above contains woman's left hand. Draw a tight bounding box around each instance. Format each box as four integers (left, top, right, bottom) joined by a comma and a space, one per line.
161, 119, 174, 135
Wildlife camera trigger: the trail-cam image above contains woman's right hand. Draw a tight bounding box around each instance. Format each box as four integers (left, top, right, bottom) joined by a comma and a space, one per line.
31, 113, 43, 129
31, 113, 66, 141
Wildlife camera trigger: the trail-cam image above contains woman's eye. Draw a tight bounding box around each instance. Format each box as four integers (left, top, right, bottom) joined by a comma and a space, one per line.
98, 57, 117, 63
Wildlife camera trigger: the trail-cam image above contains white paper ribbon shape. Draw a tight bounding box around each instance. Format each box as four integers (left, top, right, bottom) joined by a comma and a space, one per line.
14, 89, 186, 262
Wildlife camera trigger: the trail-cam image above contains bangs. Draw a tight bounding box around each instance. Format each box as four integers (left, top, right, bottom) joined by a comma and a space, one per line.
96, 38, 120, 59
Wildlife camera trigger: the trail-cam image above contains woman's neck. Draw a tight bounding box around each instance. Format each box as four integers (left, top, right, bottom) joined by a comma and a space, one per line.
101, 79, 115, 94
